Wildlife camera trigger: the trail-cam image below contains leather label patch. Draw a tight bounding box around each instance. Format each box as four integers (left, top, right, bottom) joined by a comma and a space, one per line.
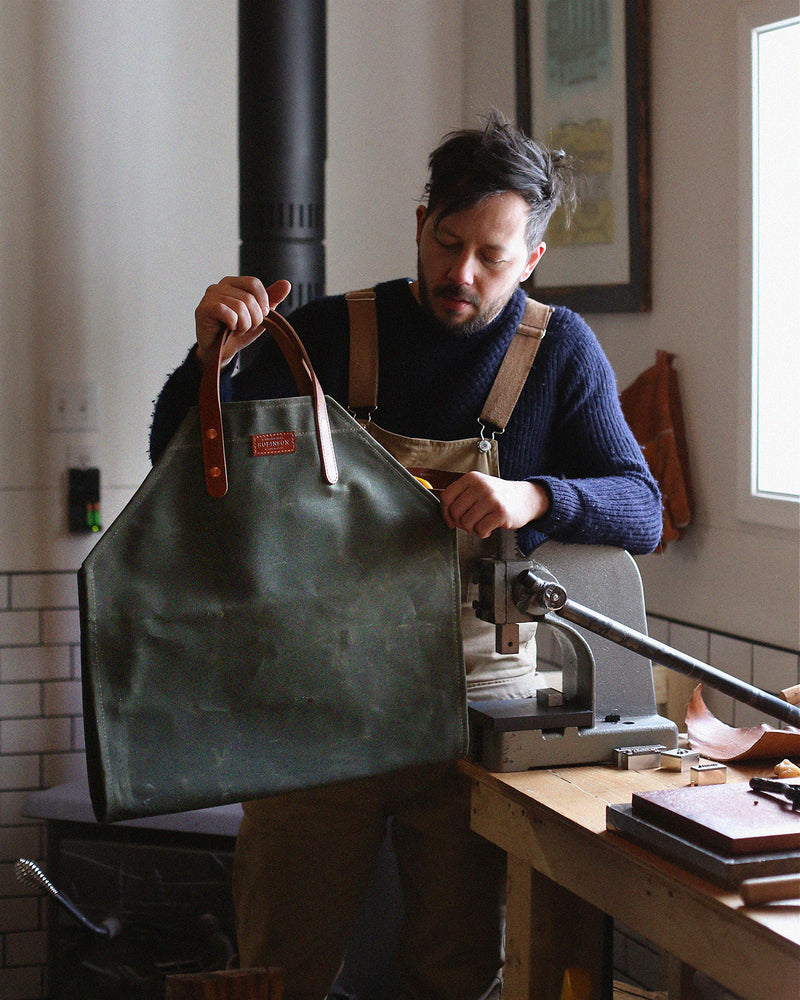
251, 432, 296, 457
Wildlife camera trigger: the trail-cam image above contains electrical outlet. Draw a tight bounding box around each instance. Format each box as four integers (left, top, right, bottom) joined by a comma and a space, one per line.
67, 440, 98, 471
48, 381, 99, 431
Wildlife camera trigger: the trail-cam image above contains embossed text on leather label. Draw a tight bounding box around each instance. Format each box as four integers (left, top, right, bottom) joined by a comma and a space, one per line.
251, 432, 296, 457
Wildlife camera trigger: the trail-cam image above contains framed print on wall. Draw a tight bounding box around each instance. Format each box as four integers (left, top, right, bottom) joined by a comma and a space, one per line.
516, 0, 652, 312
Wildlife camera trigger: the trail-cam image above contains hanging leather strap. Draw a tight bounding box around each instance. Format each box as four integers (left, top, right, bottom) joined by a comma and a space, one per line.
345, 288, 553, 431
199, 312, 339, 498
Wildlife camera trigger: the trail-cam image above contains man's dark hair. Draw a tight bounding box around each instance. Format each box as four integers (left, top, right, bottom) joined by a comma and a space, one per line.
423, 109, 576, 250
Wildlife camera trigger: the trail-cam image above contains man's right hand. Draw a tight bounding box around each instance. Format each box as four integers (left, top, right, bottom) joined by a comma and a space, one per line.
194, 276, 292, 367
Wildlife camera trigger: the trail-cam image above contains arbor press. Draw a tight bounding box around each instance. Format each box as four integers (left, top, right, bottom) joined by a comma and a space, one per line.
467, 534, 800, 771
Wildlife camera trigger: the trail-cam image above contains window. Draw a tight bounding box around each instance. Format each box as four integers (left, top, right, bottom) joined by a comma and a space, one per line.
738, 1, 800, 527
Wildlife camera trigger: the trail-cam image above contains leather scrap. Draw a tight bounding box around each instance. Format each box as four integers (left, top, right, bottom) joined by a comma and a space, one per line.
686, 685, 800, 761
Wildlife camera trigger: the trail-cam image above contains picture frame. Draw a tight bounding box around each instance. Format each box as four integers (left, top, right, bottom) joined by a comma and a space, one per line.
515, 0, 652, 312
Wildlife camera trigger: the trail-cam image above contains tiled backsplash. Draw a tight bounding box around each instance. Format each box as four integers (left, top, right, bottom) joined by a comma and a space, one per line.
1, 570, 798, 998
1, 572, 85, 1000
645, 614, 800, 729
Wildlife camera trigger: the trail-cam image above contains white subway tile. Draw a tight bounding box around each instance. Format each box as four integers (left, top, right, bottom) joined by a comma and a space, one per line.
1, 790, 43, 827
753, 645, 800, 693
645, 615, 669, 644
668, 622, 710, 662
71, 646, 82, 680
709, 634, 753, 684
0, 859, 38, 897
734, 700, 772, 729
0, 825, 43, 864
43, 680, 83, 717
5, 929, 48, 968
0, 610, 39, 646
72, 717, 86, 751
0, 755, 40, 791
700, 685, 736, 727
11, 574, 78, 610
0, 895, 40, 932
42, 752, 88, 789
663, 624, 710, 724
0, 965, 42, 999
0, 717, 72, 755
41, 609, 80, 645
706, 633, 752, 725
0, 682, 40, 718
0, 645, 70, 682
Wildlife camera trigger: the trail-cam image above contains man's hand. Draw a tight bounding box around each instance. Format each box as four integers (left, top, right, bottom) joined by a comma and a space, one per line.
439, 471, 550, 538
194, 276, 292, 367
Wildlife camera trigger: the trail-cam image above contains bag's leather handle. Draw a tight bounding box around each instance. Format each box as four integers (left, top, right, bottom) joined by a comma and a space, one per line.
199, 312, 339, 497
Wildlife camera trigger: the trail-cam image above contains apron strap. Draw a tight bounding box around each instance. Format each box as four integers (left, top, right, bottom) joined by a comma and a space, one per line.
345, 288, 379, 420
345, 288, 553, 430
479, 298, 553, 432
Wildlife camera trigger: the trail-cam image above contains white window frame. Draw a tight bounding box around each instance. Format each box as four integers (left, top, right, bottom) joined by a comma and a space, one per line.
736, 0, 800, 530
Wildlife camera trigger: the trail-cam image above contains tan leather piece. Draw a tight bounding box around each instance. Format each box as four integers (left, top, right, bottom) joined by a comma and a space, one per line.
619, 350, 692, 549
480, 299, 553, 431
686, 685, 800, 761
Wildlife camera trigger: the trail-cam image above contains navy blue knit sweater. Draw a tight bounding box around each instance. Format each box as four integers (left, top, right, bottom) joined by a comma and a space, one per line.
150, 279, 662, 555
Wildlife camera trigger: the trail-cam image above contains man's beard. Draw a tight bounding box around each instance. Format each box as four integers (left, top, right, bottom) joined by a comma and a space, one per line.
416, 260, 515, 338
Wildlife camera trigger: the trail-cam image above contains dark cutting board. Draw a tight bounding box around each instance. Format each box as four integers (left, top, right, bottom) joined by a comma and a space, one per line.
606, 803, 800, 889
630, 781, 800, 856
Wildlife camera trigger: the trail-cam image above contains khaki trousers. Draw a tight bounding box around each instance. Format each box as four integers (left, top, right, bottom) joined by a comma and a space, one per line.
233, 761, 505, 1000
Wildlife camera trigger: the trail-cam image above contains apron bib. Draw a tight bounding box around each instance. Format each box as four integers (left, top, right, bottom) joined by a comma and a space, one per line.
345, 288, 552, 700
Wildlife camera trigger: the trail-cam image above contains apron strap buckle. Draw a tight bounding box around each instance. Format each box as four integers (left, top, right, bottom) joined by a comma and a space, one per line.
477, 419, 504, 453
349, 405, 377, 425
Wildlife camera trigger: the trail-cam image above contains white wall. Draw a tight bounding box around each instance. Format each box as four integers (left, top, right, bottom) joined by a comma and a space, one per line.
583, 2, 799, 651
1, 0, 240, 569
0, 0, 797, 649
466, 1, 799, 651
326, 0, 467, 291
0, 0, 468, 569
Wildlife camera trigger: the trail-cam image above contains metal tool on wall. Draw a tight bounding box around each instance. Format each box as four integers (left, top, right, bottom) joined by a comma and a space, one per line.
15, 858, 121, 939
16, 855, 236, 997
468, 532, 800, 771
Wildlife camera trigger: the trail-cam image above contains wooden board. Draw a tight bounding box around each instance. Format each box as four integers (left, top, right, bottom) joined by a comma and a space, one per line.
630, 780, 800, 856
606, 803, 800, 889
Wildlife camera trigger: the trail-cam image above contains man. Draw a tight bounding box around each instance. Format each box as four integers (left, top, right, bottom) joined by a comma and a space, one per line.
150, 111, 662, 1000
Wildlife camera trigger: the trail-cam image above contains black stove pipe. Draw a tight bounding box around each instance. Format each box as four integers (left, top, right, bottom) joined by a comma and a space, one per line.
238, 0, 326, 315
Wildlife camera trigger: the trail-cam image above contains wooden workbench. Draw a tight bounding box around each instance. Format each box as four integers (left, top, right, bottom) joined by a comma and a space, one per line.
460, 759, 800, 1000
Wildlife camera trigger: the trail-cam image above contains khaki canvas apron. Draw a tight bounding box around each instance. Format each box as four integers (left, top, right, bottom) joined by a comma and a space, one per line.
346, 288, 553, 700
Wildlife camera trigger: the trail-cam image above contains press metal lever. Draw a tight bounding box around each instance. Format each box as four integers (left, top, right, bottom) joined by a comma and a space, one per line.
512, 569, 567, 613
511, 569, 800, 731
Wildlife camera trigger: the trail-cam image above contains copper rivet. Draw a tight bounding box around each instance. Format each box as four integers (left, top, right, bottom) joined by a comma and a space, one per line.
209, 466, 221, 478
206, 428, 217, 440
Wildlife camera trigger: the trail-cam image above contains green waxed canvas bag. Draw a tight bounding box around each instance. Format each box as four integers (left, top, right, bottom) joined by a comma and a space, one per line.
79, 313, 466, 823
